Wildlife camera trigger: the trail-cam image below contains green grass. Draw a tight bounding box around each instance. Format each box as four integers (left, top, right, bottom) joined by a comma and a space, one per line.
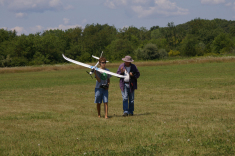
0, 61, 234, 155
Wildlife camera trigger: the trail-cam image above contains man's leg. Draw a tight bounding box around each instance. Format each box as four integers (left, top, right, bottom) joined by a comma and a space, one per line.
121, 85, 129, 115
128, 90, 135, 115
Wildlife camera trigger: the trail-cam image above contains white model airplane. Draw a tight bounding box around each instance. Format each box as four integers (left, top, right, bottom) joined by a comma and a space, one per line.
92, 52, 109, 63
62, 53, 126, 79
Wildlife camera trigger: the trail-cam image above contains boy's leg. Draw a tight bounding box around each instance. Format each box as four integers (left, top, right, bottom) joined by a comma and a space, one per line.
103, 89, 109, 119
95, 88, 102, 118
97, 103, 101, 118
104, 103, 108, 119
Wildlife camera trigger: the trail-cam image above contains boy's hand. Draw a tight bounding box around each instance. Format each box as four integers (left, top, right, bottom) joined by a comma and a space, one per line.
105, 84, 109, 90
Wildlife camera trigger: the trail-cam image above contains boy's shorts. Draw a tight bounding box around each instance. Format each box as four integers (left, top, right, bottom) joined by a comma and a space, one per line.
94, 88, 108, 103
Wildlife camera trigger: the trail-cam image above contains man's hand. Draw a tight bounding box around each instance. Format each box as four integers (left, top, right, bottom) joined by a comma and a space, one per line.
130, 72, 134, 77
121, 67, 125, 73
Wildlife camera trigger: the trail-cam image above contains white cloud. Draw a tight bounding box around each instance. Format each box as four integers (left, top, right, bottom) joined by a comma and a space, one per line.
49, 0, 62, 8
201, 0, 225, 5
0, 0, 73, 13
132, 0, 146, 4
64, 5, 74, 10
0, 0, 4, 5
63, 18, 70, 24
0, 27, 7, 30
47, 24, 82, 31
15, 12, 27, 18
104, 0, 188, 17
225, 2, 232, 6
104, 0, 127, 9
82, 19, 87, 24
30, 25, 44, 33
122, 25, 130, 29
10, 26, 27, 35
104, 0, 116, 9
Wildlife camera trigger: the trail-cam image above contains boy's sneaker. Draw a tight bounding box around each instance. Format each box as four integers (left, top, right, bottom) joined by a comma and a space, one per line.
129, 113, 133, 116
122, 113, 128, 117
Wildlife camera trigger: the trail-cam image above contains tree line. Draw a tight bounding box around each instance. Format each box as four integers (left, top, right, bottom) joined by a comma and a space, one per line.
0, 18, 235, 67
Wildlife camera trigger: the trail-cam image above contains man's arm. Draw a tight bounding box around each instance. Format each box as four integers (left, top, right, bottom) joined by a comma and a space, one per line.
130, 65, 140, 79
117, 64, 125, 75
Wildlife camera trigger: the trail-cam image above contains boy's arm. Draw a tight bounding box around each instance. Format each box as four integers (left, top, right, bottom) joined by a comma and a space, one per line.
94, 70, 101, 82
106, 78, 110, 90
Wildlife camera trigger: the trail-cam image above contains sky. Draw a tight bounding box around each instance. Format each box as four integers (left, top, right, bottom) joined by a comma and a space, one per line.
0, 0, 235, 35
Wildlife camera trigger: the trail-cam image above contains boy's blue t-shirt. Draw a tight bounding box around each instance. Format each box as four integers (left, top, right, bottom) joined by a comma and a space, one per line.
95, 68, 112, 88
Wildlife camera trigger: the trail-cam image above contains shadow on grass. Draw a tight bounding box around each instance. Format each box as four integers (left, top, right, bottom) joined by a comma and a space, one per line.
110, 112, 152, 118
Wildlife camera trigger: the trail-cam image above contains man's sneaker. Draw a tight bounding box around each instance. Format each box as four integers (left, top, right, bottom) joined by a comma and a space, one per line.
122, 113, 128, 117
129, 113, 133, 116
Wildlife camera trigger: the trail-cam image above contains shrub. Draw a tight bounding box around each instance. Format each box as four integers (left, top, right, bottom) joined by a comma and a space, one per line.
195, 42, 206, 56
142, 43, 159, 60
29, 52, 50, 65
11, 57, 28, 66
77, 52, 91, 62
135, 48, 144, 60
168, 50, 180, 56
158, 49, 168, 58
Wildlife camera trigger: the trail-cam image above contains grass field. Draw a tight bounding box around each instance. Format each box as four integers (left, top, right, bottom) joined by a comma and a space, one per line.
0, 57, 234, 155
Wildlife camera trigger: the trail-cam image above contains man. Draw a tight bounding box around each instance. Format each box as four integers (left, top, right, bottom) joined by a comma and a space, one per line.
94, 57, 111, 119
117, 56, 140, 116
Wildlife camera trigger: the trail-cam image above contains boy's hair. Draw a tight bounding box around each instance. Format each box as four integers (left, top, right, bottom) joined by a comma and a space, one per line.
99, 57, 106, 64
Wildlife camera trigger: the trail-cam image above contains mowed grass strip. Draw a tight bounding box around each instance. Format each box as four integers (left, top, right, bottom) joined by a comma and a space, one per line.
0, 61, 234, 155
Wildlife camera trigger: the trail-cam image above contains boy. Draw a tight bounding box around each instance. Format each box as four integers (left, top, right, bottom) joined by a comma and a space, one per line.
94, 57, 111, 119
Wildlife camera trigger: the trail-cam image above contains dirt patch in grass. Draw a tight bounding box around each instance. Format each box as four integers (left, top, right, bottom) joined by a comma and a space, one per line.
0, 56, 235, 74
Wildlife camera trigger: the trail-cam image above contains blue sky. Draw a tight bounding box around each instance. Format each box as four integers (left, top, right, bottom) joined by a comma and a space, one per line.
0, 0, 235, 35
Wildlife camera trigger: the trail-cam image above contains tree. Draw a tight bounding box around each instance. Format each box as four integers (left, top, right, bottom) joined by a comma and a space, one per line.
212, 33, 233, 54
230, 27, 235, 37
82, 24, 117, 56
149, 25, 159, 31
180, 34, 198, 56
105, 39, 134, 61
151, 29, 162, 39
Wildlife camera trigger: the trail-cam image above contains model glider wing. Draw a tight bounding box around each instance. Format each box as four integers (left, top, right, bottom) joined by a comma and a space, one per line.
62, 54, 91, 68
62, 54, 126, 78
92, 55, 109, 62
92, 55, 100, 60
96, 68, 126, 78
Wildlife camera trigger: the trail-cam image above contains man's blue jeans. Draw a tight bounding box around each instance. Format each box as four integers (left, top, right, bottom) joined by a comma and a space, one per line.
121, 83, 135, 114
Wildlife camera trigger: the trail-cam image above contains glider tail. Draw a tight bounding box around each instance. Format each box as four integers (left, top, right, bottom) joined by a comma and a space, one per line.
86, 71, 93, 79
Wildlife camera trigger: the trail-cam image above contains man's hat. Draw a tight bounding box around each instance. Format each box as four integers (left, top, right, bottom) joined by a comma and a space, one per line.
122, 56, 134, 62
